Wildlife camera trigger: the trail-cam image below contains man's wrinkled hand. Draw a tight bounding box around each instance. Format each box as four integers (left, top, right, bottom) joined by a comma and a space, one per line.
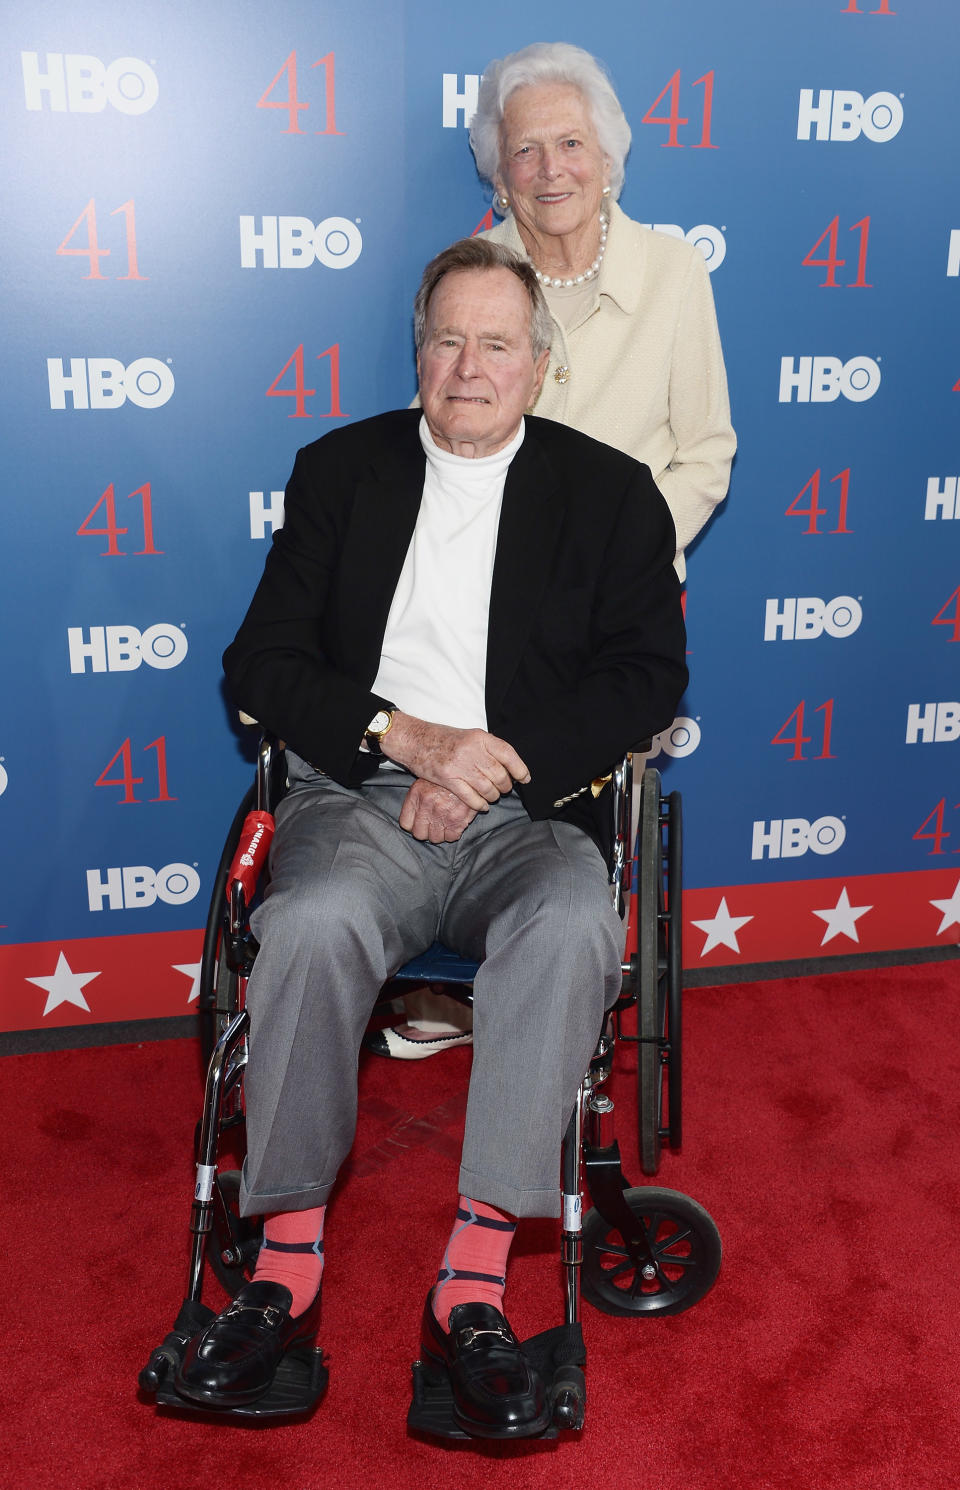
382, 713, 530, 812
399, 779, 478, 843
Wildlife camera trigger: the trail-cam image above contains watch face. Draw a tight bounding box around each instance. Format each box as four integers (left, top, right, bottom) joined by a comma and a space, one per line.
368, 710, 391, 735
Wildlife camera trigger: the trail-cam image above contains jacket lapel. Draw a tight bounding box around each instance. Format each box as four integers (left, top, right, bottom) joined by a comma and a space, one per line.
334, 416, 425, 683
485, 424, 565, 716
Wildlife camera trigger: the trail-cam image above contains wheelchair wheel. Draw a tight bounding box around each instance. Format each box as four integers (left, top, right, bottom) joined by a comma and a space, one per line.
664, 790, 683, 1157
581, 1187, 720, 1317
206, 1170, 263, 1297
634, 773, 683, 1175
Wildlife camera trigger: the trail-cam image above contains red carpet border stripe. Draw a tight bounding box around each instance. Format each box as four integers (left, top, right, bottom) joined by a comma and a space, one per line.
1, 928, 205, 1031
683, 865, 960, 967
3, 866, 958, 1033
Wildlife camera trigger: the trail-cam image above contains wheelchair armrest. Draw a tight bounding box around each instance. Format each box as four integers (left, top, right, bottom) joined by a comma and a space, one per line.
608, 752, 634, 917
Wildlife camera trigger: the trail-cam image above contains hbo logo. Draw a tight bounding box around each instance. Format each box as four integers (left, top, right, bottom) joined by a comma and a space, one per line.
797, 89, 903, 142
22, 53, 159, 114
924, 478, 960, 521
239, 216, 363, 270
906, 703, 960, 744
86, 863, 200, 912
442, 73, 480, 128
48, 358, 174, 411
751, 817, 846, 860
645, 716, 701, 760
779, 356, 880, 403
764, 597, 862, 642
641, 223, 726, 272
68, 625, 188, 674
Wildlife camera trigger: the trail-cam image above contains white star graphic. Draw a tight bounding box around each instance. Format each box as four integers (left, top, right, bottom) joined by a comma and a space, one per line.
929, 879, 960, 936
173, 961, 203, 1003
812, 886, 872, 946
25, 951, 100, 1017
690, 896, 753, 956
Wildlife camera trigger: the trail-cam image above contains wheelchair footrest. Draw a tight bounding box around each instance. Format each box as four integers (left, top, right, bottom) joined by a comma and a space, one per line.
407, 1322, 587, 1440
141, 1298, 328, 1420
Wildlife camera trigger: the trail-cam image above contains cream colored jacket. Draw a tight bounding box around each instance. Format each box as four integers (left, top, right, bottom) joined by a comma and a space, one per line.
484, 202, 736, 581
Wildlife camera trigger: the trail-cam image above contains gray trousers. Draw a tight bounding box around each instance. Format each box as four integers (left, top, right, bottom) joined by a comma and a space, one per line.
239, 755, 625, 1220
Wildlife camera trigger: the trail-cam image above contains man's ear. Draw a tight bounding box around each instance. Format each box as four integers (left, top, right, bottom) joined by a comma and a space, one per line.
530, 347, 550, 405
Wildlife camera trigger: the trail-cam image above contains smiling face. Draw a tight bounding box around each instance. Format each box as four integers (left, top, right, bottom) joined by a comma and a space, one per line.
497, 81, 611, 246
417, 266, 549, 459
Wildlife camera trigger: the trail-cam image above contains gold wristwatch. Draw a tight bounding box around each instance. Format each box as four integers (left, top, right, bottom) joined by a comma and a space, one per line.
363, 706, 396, 755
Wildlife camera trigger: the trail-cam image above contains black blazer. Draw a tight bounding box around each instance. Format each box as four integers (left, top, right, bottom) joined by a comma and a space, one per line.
223, 410, 688, 847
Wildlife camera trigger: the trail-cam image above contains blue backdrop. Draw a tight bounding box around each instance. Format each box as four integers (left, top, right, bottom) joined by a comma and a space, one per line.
3, 0, 958, 1030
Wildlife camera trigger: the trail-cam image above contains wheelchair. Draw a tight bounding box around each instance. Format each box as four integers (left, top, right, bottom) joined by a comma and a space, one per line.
140, 734, 719, 1438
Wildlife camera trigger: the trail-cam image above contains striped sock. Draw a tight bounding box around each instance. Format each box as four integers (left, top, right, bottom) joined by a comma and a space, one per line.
432, 1195, 517, 1331
251, 1205, 325, 1318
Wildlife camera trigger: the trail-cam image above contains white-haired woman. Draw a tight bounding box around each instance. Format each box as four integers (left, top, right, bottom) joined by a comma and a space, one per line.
369, 41, 735, 1061
474, 40, 735, 575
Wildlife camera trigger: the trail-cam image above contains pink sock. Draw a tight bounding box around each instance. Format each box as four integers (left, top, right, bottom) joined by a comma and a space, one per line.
251, 1205, 325, 1317
432, 1195, 517, 1331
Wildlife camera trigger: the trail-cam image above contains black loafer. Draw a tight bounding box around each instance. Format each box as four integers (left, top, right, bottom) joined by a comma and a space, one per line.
174, 1281, 321, 1407
420, 1290, 550, 1439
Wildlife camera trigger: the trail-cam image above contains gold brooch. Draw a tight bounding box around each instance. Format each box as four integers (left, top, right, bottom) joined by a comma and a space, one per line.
554, 365, 570, 385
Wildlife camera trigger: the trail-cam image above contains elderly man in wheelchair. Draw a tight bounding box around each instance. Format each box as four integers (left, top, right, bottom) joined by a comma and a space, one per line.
169, 237, 691, 1438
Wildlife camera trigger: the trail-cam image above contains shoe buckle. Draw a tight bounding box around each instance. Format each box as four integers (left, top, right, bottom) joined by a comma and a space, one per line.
225, 1300, 283, 1328
459, 1324, 513, 1348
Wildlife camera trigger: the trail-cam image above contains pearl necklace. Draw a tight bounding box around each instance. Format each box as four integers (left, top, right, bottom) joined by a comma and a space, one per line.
529, 211, 608, 289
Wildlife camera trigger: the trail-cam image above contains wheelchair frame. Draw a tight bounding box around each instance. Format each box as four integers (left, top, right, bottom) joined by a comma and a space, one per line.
140, 737, 718, 1436
199, 737, 683, 1174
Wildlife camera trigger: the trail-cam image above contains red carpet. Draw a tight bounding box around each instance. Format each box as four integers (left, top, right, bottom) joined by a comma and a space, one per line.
7, 960, 960, 1489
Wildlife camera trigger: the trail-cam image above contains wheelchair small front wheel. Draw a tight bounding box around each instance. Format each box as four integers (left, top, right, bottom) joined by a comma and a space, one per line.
581, 1187, 720, 1317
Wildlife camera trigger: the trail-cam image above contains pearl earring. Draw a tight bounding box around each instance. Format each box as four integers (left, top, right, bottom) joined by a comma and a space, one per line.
601, 185, 611, 198
496, 193, 510, 212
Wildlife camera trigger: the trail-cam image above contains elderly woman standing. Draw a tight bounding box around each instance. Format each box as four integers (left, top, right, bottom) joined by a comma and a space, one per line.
369, 41, 735, 1060
476, 40, 735, 582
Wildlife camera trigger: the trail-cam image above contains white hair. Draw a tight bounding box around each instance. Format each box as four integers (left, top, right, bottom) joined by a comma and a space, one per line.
413, 237, 553, 359
469, 41, 632, 201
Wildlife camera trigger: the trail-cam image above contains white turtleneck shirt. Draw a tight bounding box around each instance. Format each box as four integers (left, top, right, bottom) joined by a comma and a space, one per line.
371, 416, 525, 730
